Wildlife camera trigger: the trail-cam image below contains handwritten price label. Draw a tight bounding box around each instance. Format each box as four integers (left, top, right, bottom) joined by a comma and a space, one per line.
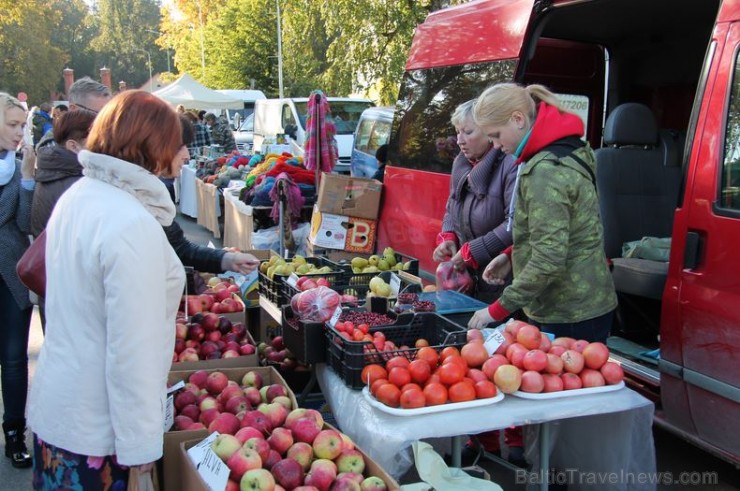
328, 306, 343, 328
484, 328, 506, 356
163, 395, 174, 432
287, 273, 299, 288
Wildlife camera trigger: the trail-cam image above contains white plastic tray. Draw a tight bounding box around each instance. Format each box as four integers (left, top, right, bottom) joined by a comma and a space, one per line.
512, 380, 625, 399
362, 386, 504, 416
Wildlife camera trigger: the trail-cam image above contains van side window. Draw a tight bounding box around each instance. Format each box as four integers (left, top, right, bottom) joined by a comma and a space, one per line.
389, 60, 516, 174
281, 104, 296, 130
367, 120, 391, 155
720, 49, 740, 210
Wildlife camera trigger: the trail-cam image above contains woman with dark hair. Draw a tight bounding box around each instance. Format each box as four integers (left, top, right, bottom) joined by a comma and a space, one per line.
28, 90, 186, 489
31, 110, 96, 236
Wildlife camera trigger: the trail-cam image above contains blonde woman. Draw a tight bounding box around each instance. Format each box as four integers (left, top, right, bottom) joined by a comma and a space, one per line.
0, 92, 36, 468
468, 83, 616, 343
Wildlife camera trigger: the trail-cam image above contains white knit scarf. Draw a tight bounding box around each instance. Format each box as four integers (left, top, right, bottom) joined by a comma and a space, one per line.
0, 150, 16, 186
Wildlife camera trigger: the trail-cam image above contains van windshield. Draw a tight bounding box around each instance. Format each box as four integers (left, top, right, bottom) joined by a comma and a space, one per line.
294, 101, 374, 135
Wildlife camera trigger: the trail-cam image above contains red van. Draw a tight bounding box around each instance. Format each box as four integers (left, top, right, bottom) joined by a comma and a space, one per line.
378, 0, 740, 465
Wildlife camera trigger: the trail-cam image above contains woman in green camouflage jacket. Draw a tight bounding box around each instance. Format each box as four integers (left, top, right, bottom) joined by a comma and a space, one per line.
467, 83, 617, 343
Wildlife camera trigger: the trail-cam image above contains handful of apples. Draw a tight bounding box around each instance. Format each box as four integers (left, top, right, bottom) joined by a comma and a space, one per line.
183, 278, 245, 315
205, 402, 392, 491
476, 321, 625, 395
173, 313, 256, 363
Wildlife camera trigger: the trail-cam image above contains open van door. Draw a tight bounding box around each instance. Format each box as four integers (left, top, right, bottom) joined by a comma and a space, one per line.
661, 9, 740, 462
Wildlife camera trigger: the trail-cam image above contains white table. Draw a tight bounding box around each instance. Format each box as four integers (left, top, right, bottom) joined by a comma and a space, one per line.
179, 165, 198, 218
223, 186, 254, 250
316, 365, 656, 491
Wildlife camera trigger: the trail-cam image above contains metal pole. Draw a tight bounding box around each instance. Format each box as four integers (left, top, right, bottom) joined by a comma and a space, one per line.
276, 0, 284, 99
198, 0, 206, 78
147, 52, 153, 92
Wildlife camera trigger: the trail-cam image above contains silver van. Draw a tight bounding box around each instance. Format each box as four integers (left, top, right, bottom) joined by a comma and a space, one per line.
350, 107, 394, 178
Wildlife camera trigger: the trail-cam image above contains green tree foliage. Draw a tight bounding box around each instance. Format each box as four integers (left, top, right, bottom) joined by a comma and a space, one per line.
0, 0, 66, 104
92, 0, 163, 88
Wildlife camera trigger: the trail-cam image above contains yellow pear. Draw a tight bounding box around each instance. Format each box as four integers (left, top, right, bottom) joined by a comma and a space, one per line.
376, 283, 392, 298
377, 259, 390, 271
369, 277, 385, 295
384, 254, 397, 267
351, 257, 369, 269
368, 255, 380, 266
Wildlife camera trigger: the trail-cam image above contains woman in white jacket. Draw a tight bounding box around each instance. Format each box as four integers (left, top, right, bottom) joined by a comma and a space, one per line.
29, 90, 187, 489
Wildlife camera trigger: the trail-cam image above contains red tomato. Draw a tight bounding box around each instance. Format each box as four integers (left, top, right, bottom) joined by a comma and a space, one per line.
448, 381, 476, 403
422, 382, 448, 406
400, 388, 426, 409
461, 342, 490, 368
388, 367, 412, 388
357, 323, 369, 334
474, 380, 498, 399
401, 383, 423, 393
408, 359, 432, 385
371, 378, 389, 396
436, 362, 465, 386
416, 347, 440, 370
385, 356, 411, 371
375, 383, 401, 408
361, 364, 388, 386
440, 346, 461, 362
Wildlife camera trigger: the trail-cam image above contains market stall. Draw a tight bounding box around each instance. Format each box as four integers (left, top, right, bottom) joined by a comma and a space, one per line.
316, 364, 655, 489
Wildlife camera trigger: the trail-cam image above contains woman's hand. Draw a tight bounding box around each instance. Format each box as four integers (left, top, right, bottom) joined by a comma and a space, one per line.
19, 143, 35, 180
469, 307, 495, 330
482, 254, 511, 285
223, 252, 260, 274
433, 240, 457, 262
449, 251, 466, 271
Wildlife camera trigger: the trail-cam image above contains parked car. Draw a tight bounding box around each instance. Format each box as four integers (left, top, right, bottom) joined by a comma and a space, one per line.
233, 113, 255, 154
350, 107, 394, 178
377, 0, 740, 465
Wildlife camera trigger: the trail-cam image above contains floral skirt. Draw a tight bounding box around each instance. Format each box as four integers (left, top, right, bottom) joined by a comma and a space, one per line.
32, 434, 129, 491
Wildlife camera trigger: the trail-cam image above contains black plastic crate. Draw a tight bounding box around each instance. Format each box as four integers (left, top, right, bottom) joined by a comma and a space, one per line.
282, 306, 327, 364
258, 257, 343, 307
325, 312, 467, 389
442, 312, 474, 329
321, 253, 420, 286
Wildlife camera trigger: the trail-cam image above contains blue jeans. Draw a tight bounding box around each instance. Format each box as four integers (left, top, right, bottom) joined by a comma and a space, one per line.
528, 310, 614, 344
0, 276, 33, 422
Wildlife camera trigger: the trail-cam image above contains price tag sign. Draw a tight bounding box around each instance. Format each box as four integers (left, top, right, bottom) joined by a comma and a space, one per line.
328, 306, 343, 328
286, 273, 299, 288
163, 394, 174, 432
188, 435, 229, 491
389, 273, 401, 297
188, 433, 219, 464
167, 380, 185, 394
484, 327, 507, 356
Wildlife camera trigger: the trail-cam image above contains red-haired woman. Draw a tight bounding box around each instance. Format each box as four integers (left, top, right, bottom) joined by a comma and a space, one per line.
28, 90, 186, 489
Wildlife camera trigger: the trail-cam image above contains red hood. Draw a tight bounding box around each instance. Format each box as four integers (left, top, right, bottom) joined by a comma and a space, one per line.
518, 102, 584, 162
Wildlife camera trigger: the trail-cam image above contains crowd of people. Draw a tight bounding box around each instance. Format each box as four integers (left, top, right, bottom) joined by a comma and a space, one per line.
0, 78, 261, 488
0, 78, 616, 488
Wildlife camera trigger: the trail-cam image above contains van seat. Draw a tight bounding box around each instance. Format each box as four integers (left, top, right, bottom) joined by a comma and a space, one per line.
659, 129, 686, 167
595, 103, 681, 300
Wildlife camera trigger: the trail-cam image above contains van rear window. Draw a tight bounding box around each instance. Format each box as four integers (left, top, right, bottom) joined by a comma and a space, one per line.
389, 60, 516, 174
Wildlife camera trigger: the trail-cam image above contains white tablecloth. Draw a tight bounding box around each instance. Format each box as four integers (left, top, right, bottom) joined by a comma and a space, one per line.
316, 365, 656, 490
223, 186, 253, 250
179, 165, 198, 218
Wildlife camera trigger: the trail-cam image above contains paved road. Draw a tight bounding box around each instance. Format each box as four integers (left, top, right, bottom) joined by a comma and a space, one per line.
2, 214, 738, 489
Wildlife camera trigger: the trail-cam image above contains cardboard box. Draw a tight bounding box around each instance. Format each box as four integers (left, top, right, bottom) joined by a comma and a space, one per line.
308, 206, 377, 255
163, 366, 296, 491
316, 172, 382, 219
178, 424, 401, 491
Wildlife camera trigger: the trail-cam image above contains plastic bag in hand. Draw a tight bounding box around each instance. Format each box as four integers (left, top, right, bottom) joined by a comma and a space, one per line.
290, 285, 341, 322
435, 261, 475, 295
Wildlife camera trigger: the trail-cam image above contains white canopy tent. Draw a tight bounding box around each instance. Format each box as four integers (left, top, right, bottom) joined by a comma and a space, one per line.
152, 73, 243, 110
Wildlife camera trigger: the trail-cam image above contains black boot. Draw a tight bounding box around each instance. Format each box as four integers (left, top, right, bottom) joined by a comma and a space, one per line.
3, 420, 32, 468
